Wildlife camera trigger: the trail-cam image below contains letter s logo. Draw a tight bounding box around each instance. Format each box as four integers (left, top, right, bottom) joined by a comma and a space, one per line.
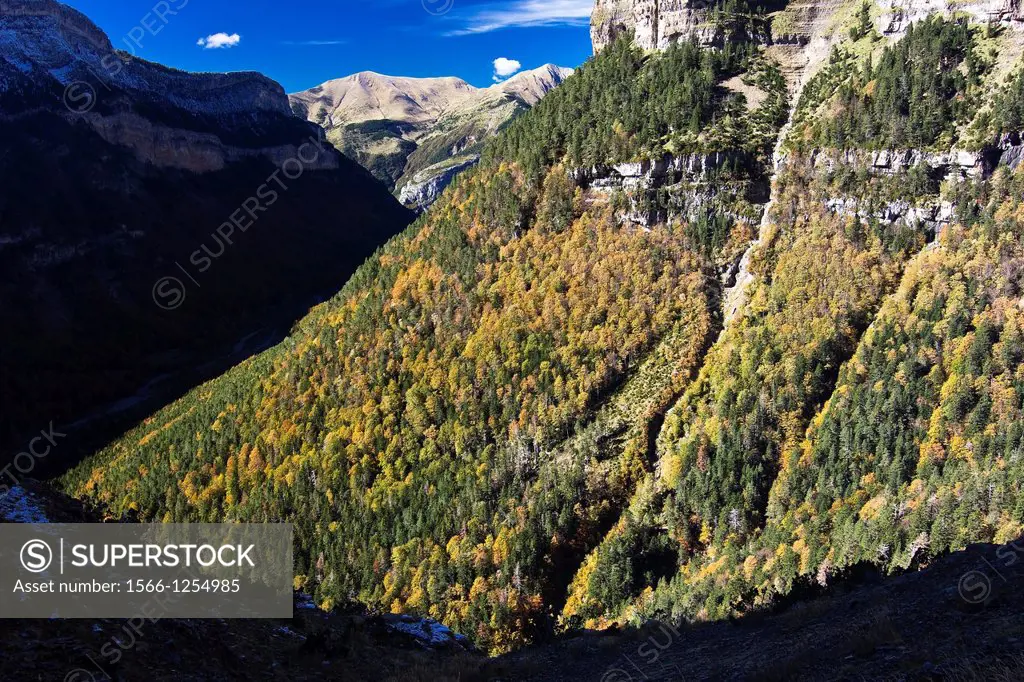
20, 539, 53, 573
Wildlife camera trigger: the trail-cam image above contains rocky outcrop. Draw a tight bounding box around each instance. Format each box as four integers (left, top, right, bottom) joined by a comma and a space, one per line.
0, 1, 291, 116
803, 143, 1024, 179
805, 148, 987, 177
592, 0, 1022, 93
998, 131, 1024, 169
83, 112, 341, 173
1, 99, 335, 174
379, 614, 474, 651
0, 0, 110, 54
825, 196, 955, 230
578, 152, 761, 228
593, 0, 1023, 55
398, 155, 480, 211
765, 0, 850, 91
574, 151, 754, 187
591, 0, 718, 52
881, 0, 1023, 37
611, 153, 751, 180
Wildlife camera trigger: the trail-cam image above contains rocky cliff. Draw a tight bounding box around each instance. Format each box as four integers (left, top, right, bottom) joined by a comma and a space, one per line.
0, 0, 341, 172
397, 155, 480, 210
290, 65, 573, 209
590, 0, 1024, 292
591, 0, 1024, 50
593, 0, 1023, 88
881, 0, 1022, 37
591, 0, 717, 52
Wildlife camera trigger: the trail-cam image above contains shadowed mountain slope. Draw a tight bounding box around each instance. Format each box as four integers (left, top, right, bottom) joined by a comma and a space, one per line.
0, 0, 413, 472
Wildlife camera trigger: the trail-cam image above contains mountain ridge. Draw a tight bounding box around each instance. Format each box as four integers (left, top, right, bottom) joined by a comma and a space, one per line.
0, 0, 345, 173
291, 65, 573, 123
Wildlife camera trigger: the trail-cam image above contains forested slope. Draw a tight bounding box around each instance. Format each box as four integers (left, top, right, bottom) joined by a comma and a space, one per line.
63, 2, 1024, 656
64, 36, 774, 653
564, 14, 1024, 628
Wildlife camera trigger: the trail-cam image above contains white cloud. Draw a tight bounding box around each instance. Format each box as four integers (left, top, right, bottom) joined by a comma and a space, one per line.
492, 57, 522, 81
451, 0, 593, 36
197, 32, 241, 49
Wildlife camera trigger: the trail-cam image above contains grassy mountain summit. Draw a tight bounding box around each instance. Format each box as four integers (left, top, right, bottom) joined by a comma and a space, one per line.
64, 0, 1024, 659
289, 65, 573, 210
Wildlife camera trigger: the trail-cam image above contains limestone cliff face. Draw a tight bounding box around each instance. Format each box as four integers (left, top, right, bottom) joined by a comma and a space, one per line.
0, 0, 110, 53
590, 0, 846, 92
397, 156, 480, 211
588, 0, 1024, 332
592, 0, 1023, 88
882, 0, 1022, 37
0, 0, 333, 171
0, 0, 291, 116
591, 0, 717, 53
84, 113, 341, 174
592, 0, 1023, 52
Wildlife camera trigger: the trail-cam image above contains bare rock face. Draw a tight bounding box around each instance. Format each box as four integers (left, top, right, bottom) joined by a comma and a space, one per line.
591, 0, 716, 53
590, 0, 1023, 93
765, 0, 850, 91
84, 113, 341, 173
881, 0, 1023, 37
998, 132, 1024, 169
0, 0, 111, 54
590, 0, 843, 92
398, 156, 480, 212
0, 0, 291, 116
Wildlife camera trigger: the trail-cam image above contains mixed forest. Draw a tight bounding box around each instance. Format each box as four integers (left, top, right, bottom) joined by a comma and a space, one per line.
63, 10, 1024, 654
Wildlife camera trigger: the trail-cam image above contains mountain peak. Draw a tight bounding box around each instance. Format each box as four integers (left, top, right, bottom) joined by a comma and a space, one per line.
296, 66, 574, 116
291, 71, 479, 126
492, 64, 574, 105
0, 0, 112, 54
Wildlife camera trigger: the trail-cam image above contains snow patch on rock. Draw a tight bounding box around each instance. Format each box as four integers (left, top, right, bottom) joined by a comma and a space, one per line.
381, 614, 473, 650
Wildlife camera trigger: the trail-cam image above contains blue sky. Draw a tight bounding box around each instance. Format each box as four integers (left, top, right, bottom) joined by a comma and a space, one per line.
62, 0, 595, 92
